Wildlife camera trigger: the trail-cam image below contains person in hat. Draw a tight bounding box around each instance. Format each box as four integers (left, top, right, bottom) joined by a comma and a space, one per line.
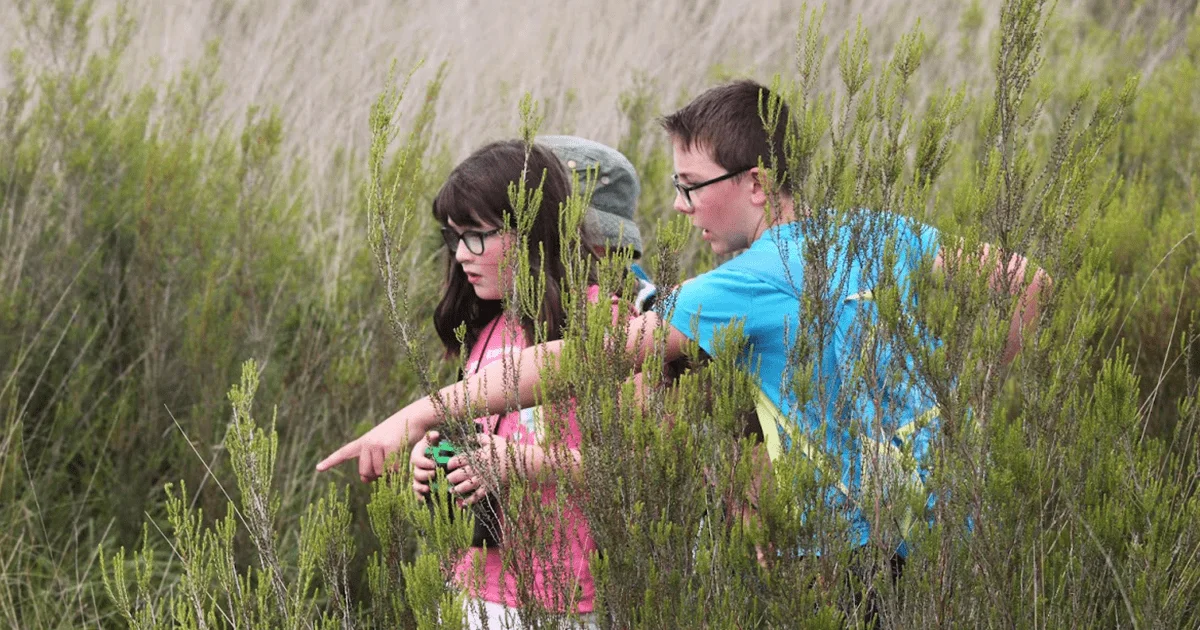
537, 135, 657, 313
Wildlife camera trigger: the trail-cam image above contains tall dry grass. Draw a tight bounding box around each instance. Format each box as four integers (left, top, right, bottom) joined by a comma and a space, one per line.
4, 1, 1190, 276
4, 0, 1193, 168
0, 0, 993, 182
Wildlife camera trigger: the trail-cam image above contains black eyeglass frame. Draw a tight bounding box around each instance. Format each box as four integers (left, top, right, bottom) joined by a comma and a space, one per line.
672, 166, 753, 208
441, 226, 502, 255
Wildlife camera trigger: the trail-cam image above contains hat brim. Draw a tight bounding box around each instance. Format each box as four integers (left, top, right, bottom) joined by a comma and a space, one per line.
584, 208, 642, 257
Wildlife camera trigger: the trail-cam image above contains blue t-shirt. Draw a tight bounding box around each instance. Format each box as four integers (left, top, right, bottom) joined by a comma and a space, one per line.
667, 210, 941, 549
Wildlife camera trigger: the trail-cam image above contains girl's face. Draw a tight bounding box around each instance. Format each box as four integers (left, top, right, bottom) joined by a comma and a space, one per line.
446, 218, 513, 301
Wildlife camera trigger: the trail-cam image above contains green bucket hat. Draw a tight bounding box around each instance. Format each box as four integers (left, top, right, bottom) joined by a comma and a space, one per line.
537, 135, 642, 258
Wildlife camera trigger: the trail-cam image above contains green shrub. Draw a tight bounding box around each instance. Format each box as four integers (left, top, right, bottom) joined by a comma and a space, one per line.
1, 0, 1197, 627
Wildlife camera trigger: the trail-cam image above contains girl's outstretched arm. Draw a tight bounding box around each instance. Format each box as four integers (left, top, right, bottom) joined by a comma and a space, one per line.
316, 311, 691, 482
316, 339, 565, 481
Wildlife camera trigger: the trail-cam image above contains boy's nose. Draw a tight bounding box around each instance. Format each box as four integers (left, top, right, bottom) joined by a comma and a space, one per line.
673, 191, 691, 214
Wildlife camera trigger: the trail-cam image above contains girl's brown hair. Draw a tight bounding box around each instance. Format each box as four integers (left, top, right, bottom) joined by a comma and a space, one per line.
432, 139, 592, 354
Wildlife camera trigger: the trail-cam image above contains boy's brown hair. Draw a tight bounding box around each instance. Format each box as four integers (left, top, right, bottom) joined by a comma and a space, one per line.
660, 79, 792, 194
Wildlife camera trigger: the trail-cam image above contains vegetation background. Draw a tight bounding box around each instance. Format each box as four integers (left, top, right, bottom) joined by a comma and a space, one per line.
1, 0, 1198, 627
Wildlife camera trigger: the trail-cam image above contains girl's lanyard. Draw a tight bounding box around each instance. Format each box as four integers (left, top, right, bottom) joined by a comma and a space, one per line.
468, 316, 504, 435
469, 315, 503, 377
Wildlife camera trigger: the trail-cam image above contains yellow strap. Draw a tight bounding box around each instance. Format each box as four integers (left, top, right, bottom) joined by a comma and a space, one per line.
754, 390, 934, 540
754, 391, 850, 497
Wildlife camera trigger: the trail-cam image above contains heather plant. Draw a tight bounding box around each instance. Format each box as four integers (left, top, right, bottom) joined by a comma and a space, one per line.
4, 0, 1200, 628
886, 1, 1200, 624
1100, 12, 1200, 439
0, 0, 443, 626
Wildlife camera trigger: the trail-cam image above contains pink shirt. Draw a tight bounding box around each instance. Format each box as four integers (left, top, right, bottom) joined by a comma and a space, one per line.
454, 288, 606, 613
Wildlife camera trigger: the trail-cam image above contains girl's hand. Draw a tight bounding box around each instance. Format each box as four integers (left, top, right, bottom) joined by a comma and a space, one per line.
316, 420, 408, 482
410, 431, 439, 497
445, 434, 514, 505
316, 400, 436, 481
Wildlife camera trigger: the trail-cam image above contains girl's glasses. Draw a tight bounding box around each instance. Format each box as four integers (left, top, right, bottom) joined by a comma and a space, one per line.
441, 227, 501, 255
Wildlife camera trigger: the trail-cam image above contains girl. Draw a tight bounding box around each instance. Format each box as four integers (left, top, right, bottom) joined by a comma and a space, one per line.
408, 139, 601, 629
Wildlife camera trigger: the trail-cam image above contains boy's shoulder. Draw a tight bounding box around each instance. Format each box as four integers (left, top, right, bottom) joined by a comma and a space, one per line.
711, 226, 808, 287
676, 246, 795, 308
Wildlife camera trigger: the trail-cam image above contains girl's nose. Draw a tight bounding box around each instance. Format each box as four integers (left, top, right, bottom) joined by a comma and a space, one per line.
454, 239, 474, 264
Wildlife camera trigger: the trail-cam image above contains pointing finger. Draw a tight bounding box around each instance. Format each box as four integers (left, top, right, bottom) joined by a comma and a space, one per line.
359, 445, 375, 481
316, 440, 359, 472
372, 447, 386, 480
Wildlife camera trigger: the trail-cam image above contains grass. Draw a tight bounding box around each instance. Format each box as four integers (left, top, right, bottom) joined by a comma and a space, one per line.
1, 0, 1198, 627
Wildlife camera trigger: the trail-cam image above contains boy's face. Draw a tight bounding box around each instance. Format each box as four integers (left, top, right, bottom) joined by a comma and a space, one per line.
671, 140, 761, 256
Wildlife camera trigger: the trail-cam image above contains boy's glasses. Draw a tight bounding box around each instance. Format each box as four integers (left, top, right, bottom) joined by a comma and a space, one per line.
441, 227, 501, 255
672, 167, 752, 208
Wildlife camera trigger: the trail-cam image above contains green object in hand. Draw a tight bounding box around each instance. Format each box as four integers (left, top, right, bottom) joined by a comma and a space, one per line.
426, 440, 457, 466
420, 435, 502, 548
424, 440, 458, 492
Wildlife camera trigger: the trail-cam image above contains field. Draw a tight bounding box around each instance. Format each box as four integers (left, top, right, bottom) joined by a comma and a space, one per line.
2, 0, 1198, 627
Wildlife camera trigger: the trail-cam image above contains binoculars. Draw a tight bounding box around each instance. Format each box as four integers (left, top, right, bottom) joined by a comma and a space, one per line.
422, 435, 503, 548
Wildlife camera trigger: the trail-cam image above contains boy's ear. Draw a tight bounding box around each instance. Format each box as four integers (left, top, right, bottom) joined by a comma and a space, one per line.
748, 166, 769, 207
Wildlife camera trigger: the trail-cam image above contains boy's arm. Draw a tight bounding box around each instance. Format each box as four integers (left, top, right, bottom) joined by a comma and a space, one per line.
625, 309, 692, 364
934, 243, 1052, 364
316, 311, 691, 482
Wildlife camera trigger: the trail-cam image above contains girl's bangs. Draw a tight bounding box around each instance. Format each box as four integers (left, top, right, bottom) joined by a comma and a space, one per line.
432, 177, 509, 229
